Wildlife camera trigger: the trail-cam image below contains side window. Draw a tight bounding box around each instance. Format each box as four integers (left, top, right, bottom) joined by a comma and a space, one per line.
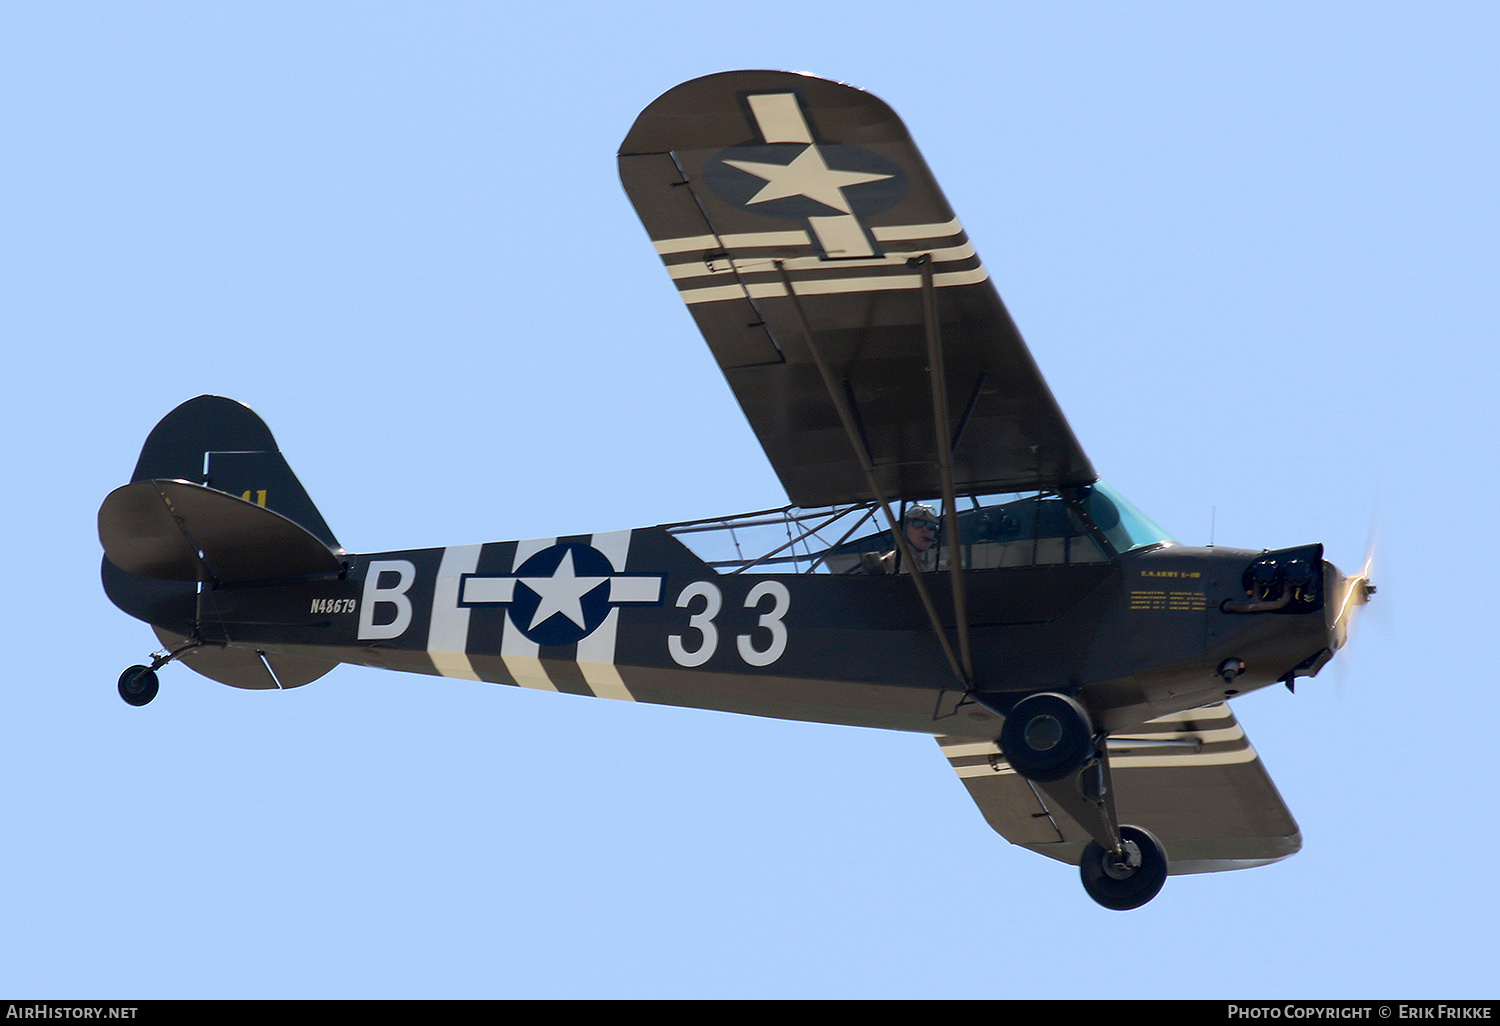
818, 494, 1114, 574
964, 497, 1107, 569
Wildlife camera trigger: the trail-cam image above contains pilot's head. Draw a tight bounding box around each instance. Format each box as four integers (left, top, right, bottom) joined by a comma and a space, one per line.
904, 505, 938, 552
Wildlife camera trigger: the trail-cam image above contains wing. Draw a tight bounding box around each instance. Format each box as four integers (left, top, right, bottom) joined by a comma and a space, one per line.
619, 71, 1095, 508
938, 704, 1302, 873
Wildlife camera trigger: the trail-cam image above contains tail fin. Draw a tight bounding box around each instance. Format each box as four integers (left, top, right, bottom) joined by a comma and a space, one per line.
129, 395, 340, 549
103, 396, 342, 591
101, 396, 342, 691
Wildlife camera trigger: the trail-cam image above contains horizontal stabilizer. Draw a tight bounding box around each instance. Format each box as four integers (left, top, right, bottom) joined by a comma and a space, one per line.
99, 479, 345, 584
152, 628, 336, 690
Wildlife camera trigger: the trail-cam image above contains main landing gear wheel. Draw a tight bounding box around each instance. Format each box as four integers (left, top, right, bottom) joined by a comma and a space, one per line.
118, 665, 159, 707
998, 692, 1094, 782
1079, 825, 1168, 910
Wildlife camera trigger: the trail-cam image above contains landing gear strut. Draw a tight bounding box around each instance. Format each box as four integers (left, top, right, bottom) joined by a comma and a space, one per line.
990, 691, 1171, 909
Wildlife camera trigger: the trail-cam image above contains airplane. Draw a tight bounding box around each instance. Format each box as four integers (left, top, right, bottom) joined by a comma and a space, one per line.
98, 70, 1375, 910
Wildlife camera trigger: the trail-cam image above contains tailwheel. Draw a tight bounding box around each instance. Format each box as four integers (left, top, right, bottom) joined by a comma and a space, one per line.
998, 692, 1094, 782
1079, 825, 1168, 910
118, 665, 159, 707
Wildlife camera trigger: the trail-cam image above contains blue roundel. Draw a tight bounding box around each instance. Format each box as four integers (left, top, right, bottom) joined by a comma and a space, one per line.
508, 542, 616, 647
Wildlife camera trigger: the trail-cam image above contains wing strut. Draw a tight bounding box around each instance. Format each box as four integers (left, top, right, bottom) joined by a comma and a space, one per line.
919, 255, 975, 684
773, 261, 971, 690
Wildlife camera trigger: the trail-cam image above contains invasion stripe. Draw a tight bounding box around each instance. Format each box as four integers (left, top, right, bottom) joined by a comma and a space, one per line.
1144, 704, 1234, 725
873, 218, 963, 241
1109, 745, 1259, 769
1109, 725, 1246, 746
651, 219, 966, 256
679, 266, 990, 305
938, 706, 1241, 760
654, 230, 804, 255
428, 543, 483, 681
942, 736, 1252, 771
575, 530, 636, 702
500, 537, 561, 692
936, 703, 1234, 741
939, 740, 1000, 759
950, 744, 1259, 777
666, 241, 977, 281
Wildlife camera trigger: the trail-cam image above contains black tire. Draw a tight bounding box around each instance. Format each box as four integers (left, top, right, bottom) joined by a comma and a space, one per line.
118, 665, 159, 707
998, 692, 1093, 782
1079, 825, 1168, 910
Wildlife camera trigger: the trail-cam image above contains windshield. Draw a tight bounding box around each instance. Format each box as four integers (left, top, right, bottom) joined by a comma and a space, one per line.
1083, 482, 1175, 553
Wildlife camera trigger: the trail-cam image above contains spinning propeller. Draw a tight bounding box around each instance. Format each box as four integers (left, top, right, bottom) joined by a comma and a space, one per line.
1331, 534, 1378, 654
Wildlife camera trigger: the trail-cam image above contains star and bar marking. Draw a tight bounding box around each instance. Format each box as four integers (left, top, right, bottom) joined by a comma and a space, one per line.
460, 541, 663, 647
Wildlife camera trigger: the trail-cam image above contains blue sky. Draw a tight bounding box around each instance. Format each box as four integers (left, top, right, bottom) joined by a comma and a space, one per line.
3, 2, 1496, 998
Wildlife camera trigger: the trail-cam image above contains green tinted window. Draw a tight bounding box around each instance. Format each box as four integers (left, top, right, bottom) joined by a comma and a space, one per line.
1085, 482, 1175, 553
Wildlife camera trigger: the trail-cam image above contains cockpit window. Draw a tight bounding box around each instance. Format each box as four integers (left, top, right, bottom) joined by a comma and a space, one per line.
802, 494, 1110, 571
662, 484, 1173, 574
950, 494, 1109, 568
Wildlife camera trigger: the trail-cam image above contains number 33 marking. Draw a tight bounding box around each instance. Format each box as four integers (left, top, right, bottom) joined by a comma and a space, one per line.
668, 581, 790, 668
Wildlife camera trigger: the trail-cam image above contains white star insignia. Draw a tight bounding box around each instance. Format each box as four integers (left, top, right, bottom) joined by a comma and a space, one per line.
517, 549, 608, 631
723, 144, 893, 215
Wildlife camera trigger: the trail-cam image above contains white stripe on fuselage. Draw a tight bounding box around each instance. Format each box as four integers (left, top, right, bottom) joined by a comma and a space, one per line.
428, 533, 642, 699
575, 529, 636, 702
428, 544, 482, 681
500, 537, 560, 692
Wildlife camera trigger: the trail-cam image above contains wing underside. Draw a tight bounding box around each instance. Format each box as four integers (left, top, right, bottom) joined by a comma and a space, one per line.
619, 71, 1095, 508
938, 703, 1302, 874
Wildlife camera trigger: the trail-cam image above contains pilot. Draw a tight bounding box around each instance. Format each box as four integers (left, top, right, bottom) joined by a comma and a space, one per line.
864, 505, 942, 573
